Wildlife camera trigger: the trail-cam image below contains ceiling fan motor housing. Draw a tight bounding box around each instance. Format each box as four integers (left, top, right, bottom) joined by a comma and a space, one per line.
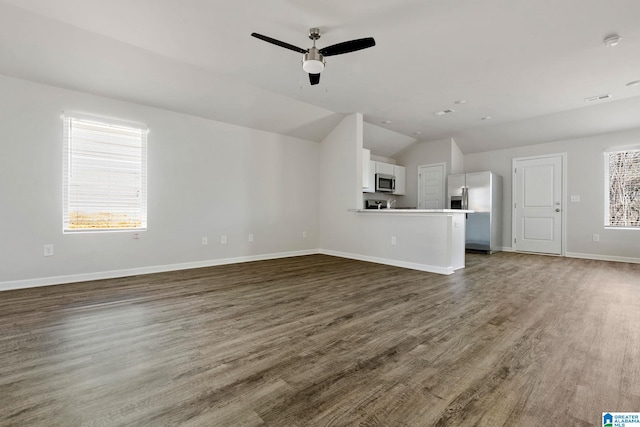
308, 27, 321, 40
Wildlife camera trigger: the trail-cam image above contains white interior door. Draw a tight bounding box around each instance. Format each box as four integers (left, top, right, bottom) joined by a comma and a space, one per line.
418, 164, 445, 209
513, 155, 563, 254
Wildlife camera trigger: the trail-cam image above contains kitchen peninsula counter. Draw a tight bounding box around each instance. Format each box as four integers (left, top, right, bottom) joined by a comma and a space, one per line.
351, 209, 473, 214
327, 209, 470, 275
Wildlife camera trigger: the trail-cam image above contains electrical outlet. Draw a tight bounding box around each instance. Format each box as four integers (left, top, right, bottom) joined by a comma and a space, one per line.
592, 234, 600, 242
202, 236, 208, 245
391, 236, 397, 245
133, 233, 140, 240
220, 235, 227, 244
302, 231, 308, 239
248, 234, 254, 242
571, 195, 581, 203
43, 244, 54, 257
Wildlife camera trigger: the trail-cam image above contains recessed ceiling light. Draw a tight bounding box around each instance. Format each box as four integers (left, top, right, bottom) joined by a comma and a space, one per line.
626, 80, 640, 87
603, 34, 621, 47
454, 100, 466, 105
413, 131, 422, 135
585, 93, 612, 102
480, 116, 492, 120
433, 109, 455, 116
382, 120, 391, 124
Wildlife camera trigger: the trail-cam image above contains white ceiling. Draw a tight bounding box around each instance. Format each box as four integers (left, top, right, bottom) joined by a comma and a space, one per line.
1, 0, 639, 155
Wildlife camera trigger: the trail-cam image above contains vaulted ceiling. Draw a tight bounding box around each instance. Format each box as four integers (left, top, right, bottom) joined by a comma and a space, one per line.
1, 0, 639, 155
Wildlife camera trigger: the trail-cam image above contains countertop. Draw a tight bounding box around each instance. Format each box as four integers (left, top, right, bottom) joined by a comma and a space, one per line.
350, 209, 474, 214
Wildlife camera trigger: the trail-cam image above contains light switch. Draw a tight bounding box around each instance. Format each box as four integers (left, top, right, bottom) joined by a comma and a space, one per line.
570, 195, 581, 203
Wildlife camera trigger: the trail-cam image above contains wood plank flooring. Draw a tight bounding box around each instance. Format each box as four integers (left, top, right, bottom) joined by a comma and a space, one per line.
1, 253, 639, 426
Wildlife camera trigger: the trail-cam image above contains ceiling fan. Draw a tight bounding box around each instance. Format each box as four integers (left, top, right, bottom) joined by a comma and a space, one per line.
251, 28, 376, 86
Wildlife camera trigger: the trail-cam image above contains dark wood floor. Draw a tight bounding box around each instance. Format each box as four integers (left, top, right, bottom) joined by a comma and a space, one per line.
1, 253, 639, 426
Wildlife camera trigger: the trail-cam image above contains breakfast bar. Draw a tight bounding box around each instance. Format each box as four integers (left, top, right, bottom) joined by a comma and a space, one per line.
333, 209, 473, 275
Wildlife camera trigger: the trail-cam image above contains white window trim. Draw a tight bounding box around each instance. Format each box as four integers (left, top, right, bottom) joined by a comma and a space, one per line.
62, 112, 148, 233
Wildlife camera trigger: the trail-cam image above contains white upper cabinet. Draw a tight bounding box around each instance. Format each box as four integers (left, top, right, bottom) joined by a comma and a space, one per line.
362, 149, 375, 193
375, 162, 395, 175
364, 161, 376, 193
393, 165, 406, 195
362, 149, 370, 188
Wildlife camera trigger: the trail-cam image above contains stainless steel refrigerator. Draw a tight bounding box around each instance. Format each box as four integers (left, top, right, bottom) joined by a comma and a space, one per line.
447, 171, 502, 253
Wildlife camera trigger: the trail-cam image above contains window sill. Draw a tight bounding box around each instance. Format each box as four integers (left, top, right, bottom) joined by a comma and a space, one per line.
604, 226, 640, 231
63, 228, 147, 234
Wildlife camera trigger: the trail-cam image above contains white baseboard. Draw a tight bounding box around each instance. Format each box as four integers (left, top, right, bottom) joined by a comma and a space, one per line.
319, 249, 454, 275
7, 248, 634, 292
0, 249, 320, 292
565, 252, 640, 264
505, 248, 639, 264
501, 246, 514, 252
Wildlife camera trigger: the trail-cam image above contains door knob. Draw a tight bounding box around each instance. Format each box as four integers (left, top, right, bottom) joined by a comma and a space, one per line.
555, 208, 561, 212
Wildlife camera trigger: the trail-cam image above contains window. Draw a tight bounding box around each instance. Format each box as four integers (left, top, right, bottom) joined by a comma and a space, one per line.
63, 114, 147, 232
604, 148, 640, 228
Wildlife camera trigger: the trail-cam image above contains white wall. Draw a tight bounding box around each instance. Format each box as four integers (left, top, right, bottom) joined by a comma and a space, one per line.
394, 137, 458, 208
318, 113, 362, 251
464, 129, 640, 261
363, 121, 416, 159
0, 75, 320, 287
451, 139, 464, 174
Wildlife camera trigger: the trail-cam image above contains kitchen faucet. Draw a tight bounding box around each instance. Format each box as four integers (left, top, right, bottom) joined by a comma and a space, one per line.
387, 199, 396, 209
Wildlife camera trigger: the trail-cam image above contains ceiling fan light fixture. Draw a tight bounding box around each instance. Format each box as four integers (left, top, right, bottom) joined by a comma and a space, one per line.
302, 48, 325, 74
303, 58, 325, 74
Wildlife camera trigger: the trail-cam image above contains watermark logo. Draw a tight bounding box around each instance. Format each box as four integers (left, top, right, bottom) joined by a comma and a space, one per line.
603, 412, 640, 427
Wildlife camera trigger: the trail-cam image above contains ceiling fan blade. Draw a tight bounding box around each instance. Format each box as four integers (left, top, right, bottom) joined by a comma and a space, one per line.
251, 33, 307, 54
309, 73, 321, 85
319, 37, 376, 57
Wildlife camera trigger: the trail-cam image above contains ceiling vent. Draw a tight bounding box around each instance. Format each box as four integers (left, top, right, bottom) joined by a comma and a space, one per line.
433, 109, 455, 116
585, 94, 612, 102
603, 34, 621, 47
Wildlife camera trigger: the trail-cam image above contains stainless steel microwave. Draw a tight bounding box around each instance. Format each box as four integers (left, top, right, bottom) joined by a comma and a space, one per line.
375, 173, 395, 193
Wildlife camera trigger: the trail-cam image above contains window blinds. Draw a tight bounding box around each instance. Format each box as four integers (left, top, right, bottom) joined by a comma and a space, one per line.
63, 116, 147, 232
